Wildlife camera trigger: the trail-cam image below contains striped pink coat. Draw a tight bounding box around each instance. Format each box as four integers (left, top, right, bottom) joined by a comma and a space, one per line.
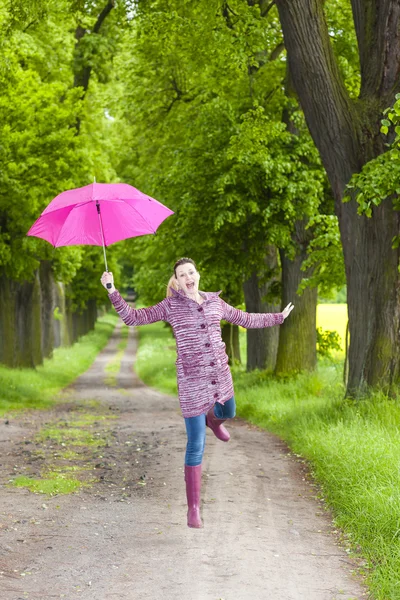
108, 288, 284, 418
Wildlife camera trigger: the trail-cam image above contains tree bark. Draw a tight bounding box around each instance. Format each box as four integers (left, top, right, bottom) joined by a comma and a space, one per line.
243, 246, 280, 371
53, 281, 71, 347
39, 261, 54, 360
0, 274, 14, 366
221, 323, 241, 365
351, 0, 400, 99
0, 273, 43, 368
275, 0, 400, 393
275, 221, 318, 375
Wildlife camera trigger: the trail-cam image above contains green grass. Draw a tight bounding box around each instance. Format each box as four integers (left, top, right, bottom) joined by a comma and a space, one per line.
0, 312, 119, 416
36, 425, 108, 447
11, 407, 116, 495
135, 320, 400, 600
12, 474, 83, 495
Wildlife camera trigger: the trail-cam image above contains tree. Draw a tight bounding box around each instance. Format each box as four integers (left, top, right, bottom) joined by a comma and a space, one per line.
114, 0, 327, 371
275, 0, 400, 394
0, 0, 123, 366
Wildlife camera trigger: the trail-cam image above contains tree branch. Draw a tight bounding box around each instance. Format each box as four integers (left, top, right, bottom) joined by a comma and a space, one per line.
275, 0, 361, 196
261, 1, 276, 17
93, 0, 115, 34
222, 1, 237, 29
269, 41, 285, 61
247, 0, 276, 17
72, 1, 115, 133
351, 0, 400, 99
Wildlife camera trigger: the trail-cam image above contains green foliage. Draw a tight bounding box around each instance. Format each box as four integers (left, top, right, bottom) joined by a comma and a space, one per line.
0, 0, 123, 293
324, 0, 360, 98
298, 214, 346, 296
344, 94, 400, 224
316, 327, 342, 358
318, 285, 347, 303
112, 0, 327, 305
1, 0, 345, 312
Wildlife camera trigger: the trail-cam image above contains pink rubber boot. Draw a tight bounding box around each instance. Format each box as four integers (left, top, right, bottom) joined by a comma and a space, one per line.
184, 464, 203, 528
206, 406, 230, 442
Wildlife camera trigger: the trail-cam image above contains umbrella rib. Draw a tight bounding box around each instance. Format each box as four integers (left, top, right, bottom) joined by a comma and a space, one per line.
122, 200, 157, 234
42, 199, 93, 216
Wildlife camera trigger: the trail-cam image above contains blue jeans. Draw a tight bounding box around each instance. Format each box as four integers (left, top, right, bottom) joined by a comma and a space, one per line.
184, 397, 236, 466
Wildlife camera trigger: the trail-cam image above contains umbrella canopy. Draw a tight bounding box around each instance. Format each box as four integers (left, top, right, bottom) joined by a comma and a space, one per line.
27, 182, 174, 248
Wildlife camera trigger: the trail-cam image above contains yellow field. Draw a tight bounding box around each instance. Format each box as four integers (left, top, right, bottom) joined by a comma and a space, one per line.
316, 303, 348, 349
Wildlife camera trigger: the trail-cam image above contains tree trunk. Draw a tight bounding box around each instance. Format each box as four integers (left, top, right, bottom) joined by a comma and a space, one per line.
275, 0, 400, 393
53, 281, 70, 347
243, 247, 280, 372
343, 197, 400, 393
221, 323, 241, 365
39, 261, 54, 360
275, 222, 318, 375
0, 274, 15, 366
0, 273, 43, 368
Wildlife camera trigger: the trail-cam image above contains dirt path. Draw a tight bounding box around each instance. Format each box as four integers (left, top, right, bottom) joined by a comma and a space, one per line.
0, 324, 368, 600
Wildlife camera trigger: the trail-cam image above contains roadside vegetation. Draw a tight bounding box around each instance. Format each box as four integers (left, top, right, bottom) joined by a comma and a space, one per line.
2, 314, 119, 496
0, 313, 118, 416
135, 317, 400, 600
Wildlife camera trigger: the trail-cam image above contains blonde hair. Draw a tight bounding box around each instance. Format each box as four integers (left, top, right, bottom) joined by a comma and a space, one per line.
166, 275, 179, 298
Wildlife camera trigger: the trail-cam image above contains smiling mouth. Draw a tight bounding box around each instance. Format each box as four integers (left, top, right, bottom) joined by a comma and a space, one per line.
186, 282, 195, 289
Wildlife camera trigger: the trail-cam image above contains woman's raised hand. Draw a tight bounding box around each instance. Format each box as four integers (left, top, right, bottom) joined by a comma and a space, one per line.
100, 271, 115, 293
282, 302, 294, 320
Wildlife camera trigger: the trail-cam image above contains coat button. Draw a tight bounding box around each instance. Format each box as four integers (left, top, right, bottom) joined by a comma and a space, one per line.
198, 307, 203, 312
210, 362, 215, 366
205, 343, 210, 347
214, 393, 218, 398
211, 380, 216, 385
200, 324, 205, 329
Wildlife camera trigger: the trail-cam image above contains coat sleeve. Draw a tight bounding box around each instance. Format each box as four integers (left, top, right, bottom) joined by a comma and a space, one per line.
108, 290, 169, 326
221, 299, 284, 329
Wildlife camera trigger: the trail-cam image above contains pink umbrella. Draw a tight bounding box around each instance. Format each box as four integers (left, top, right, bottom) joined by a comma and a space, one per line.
27, 182, 173, 287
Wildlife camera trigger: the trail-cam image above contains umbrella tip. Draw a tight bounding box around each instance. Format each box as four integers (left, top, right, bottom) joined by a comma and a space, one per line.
93, 176, 96, 183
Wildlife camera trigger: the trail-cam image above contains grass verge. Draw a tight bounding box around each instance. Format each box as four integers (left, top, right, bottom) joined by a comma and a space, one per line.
8, 403, 117, 496
135, 320, 400, 600
0, 313, 119, 416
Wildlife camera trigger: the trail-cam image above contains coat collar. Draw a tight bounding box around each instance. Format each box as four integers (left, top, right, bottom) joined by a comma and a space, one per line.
169, 287, 222, 302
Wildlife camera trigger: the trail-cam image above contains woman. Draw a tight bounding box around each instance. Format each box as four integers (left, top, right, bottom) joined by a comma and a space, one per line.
101, 258, 294, 529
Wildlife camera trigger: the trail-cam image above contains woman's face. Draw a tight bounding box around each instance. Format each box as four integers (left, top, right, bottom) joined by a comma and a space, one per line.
175, 263, 200, 296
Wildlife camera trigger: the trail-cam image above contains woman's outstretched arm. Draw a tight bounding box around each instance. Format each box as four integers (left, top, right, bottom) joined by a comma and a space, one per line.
221, 299, 294, 328
101, 272, 169, 326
